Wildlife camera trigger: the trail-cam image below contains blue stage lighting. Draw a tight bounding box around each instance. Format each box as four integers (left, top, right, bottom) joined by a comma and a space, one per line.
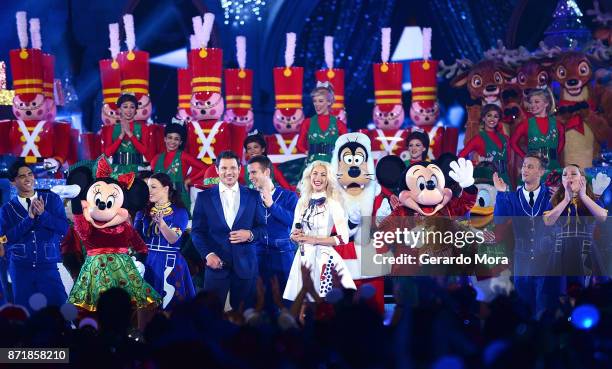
570, 304, 600, 330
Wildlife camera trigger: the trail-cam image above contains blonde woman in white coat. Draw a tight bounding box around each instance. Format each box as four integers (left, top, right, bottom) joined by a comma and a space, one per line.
283, 161, 356, 301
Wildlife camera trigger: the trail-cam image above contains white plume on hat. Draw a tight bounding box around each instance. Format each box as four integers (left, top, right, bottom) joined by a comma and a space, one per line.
236, 36, 246, 69
422, 27, 432, 61
201, 13, 215, 48
381, 27, 391, 63
324, 36, 334, 69
192, 16, 203, 48
189, 34, 198, 50
16, 11, 29, 49
29, 18, 42, 50
123, 14, 136, 51
285, 32, 296, 67
108, 23, 120, 59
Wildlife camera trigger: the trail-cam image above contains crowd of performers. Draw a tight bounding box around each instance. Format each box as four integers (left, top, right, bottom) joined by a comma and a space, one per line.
0, 12, 611, 321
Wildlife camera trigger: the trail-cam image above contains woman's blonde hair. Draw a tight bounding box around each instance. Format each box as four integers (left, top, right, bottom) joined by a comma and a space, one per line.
297, 160, 343, 208
310, 85, 335, 106
527, 88, 556, 114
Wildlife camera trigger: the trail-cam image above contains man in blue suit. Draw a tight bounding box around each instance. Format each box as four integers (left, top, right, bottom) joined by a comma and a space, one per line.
0, 160, 69, 310
493, 152, 556, 318
247, 155, 298, 311
192, 151, 266, 309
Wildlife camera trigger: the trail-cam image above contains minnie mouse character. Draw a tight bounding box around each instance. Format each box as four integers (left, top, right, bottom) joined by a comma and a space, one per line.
64, 156, 161, 311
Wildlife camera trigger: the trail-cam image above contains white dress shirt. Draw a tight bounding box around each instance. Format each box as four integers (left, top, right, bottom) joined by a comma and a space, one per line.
219, 182, 240, 229
521, 185, 541, 207
18, 192, 38, 212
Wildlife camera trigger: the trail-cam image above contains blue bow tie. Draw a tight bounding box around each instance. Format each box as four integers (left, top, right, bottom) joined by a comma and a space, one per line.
309, 197, 326, 208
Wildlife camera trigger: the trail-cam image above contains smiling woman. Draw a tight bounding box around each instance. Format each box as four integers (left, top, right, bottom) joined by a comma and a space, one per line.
283, 160, 357, 300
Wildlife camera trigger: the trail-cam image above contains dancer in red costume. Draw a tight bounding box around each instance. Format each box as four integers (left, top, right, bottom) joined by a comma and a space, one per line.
459, 104, 511, 184
510, 89, 565, 175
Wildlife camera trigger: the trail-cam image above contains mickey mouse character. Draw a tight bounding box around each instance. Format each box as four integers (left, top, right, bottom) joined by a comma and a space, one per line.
376, 155, 478, 277
377, 155, 477, 217
63, 156, 161, 312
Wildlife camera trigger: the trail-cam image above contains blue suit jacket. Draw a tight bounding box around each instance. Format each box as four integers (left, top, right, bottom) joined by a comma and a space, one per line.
191, 185, 266, 279
0, 192, 68, 268
494, 184, 551, 218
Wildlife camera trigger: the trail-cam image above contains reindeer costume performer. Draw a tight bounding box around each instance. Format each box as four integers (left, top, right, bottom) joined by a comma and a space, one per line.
553, 51, 611, 168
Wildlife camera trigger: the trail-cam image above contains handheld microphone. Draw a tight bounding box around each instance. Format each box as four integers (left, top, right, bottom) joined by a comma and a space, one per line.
295, 223, 304, 256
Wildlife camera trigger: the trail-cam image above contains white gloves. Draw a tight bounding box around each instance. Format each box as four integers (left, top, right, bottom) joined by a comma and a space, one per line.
592, 172, 611, 196
448, 158, 475, 188
375, 198, 392, 224
348, 207, 362, 225
51, 184, 81, 199
43, 158, 60, 171
132, 256, 146, 278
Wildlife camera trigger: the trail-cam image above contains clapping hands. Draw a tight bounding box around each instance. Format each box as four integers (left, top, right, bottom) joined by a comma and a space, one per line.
28, 197, 45, 219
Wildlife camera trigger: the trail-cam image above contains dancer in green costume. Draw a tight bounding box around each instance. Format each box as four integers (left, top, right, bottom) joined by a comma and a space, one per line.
297, 82, 348, 164
102, 94, 150, 175
150, 123, 206, 211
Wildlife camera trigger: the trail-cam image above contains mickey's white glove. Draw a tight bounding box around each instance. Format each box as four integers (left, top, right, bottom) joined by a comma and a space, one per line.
592, 172, 611, 196
43, 158, 60, 171
132, 256, 145, 278
448, 157, 475, 188
51, 184, 81, 199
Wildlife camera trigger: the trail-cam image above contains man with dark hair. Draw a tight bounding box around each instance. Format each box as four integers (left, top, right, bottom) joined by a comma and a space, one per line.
240, 133, 293, 189
192, 150, 265, 309
493, 151, 556, 318
1, 160, 69, 310
247, 155, 297, 311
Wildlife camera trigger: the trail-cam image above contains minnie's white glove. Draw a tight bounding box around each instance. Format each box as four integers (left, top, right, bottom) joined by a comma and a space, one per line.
51, 184, 81, 199
43, 158, 60, 171
448, 158, 475, 188
132, 256, 146, 278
